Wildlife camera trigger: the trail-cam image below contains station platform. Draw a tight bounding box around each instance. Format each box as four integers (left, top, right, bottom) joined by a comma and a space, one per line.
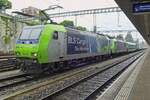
127, 48, 150, 100
97, 48, 150, 100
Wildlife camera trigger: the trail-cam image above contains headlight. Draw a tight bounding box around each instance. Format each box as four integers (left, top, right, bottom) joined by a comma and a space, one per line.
32, 53, 37, 57
33, 53, 37, 57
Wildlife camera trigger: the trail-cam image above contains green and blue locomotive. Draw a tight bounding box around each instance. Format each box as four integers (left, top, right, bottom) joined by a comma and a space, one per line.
15, 24, 137, 74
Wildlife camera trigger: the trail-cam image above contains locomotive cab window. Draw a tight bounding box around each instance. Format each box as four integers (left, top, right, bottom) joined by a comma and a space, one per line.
53, 31, 58, 40
19, 27, 43, 40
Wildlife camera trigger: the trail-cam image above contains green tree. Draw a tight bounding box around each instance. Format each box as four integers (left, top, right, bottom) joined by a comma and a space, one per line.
0, 0, 12, 9
2, 34, 10, 44
116, 34, 124, 41
125, 32, 134, 42
60, 20, 87, 31
76, 26, 87, 31
60, 20, 74, 28
1, 17, 11, 44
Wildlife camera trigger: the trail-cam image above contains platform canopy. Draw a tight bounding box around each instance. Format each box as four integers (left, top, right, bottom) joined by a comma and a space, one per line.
115, 0, 150, 45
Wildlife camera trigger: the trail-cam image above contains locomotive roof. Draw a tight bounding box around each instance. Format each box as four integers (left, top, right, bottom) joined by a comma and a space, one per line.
65, 27, 110, 39
23, 25, 44, 29
23, 25, 136, 45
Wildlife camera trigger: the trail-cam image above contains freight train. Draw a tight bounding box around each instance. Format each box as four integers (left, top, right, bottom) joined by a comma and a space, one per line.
15, 24, 138, 74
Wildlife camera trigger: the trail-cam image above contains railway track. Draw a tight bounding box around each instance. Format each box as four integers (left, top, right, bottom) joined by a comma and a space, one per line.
0, 57, 18, 72
0, 56, 15, 59
1, 51, 144, 100
45, 52, 143, 100
0, 73, 31, 90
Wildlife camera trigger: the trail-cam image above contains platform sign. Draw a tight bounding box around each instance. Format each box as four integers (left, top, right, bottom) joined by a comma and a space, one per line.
133, 2, 150, 14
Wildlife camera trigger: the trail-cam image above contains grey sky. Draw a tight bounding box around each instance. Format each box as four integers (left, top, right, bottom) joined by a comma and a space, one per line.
8, 0, 144, 41
9, 0, 117, 11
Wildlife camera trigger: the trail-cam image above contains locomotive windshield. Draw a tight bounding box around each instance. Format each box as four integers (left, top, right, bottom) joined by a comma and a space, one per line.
20, 27, 43, 40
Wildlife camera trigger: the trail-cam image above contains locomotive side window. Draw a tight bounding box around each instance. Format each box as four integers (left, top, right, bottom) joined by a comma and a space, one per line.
53, 31, 58, 40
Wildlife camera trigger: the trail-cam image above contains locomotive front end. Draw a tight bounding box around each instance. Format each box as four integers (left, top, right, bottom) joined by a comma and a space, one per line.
15, 25, 43, 73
